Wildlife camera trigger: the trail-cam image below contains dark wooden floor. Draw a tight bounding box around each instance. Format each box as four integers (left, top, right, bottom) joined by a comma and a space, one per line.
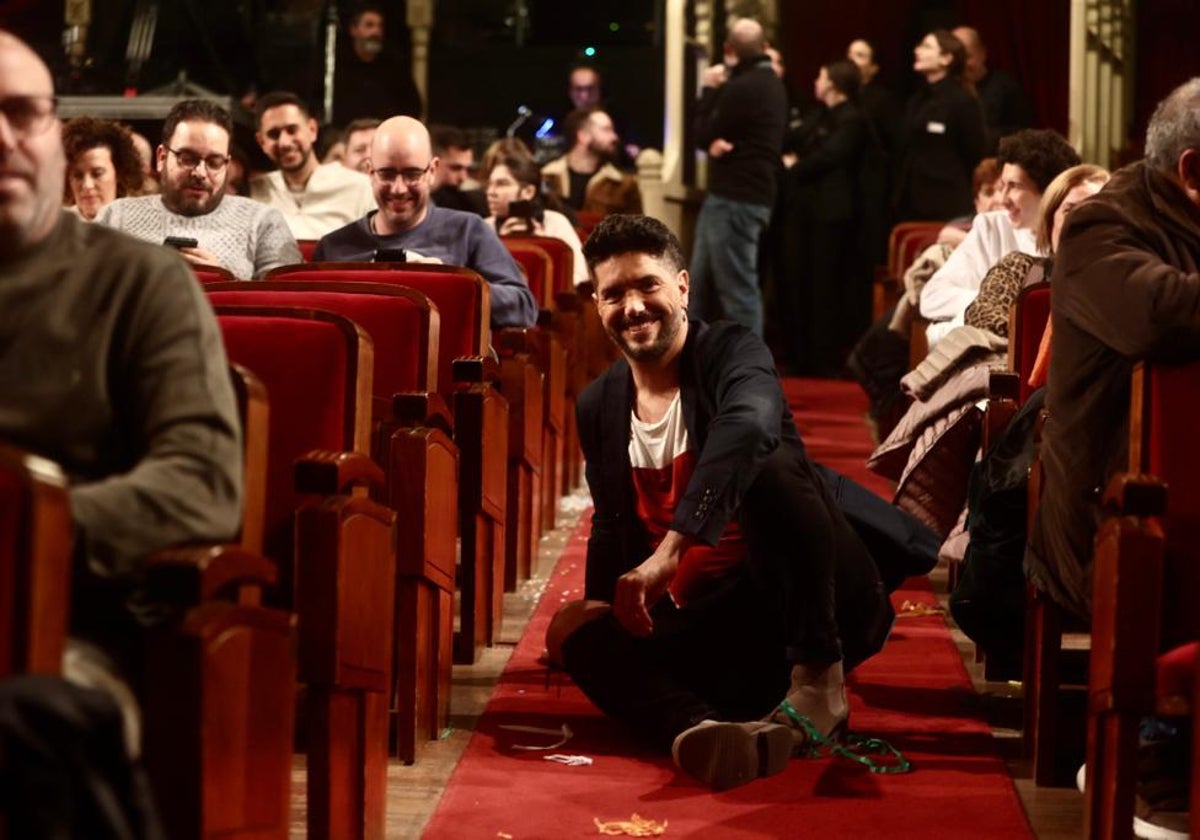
287, 489, 1085, 838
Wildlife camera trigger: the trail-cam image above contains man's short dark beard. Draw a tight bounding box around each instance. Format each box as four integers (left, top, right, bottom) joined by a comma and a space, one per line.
612, 307, 683, 361
164, 183, 224, 217
280, 146, 312, 174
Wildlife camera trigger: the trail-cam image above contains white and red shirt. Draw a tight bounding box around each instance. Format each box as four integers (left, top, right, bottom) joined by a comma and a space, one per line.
629, 390, 748, 606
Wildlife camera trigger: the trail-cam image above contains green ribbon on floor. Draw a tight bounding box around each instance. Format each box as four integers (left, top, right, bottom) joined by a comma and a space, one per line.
776, 699, 913, 775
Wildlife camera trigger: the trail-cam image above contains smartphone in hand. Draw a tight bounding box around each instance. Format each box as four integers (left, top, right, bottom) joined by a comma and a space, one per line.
374, 247, 407, 263
164, 236, 199, 249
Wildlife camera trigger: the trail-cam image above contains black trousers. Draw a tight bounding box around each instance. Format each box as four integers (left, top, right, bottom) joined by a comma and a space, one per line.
561, 447, 894, 751
0, 675, 164, 839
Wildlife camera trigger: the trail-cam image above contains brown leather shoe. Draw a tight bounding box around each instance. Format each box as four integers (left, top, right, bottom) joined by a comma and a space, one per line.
671, 720, 793, 790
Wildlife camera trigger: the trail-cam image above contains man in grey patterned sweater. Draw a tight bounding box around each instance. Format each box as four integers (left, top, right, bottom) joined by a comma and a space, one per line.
97, 99, 299, 279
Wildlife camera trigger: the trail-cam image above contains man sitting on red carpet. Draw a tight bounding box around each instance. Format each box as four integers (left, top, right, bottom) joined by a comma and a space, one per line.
547, 214, 894, 790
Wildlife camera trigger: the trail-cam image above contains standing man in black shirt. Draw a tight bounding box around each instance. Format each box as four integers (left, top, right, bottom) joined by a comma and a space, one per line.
332, 3, 422, 128
688, 18, 787, 337
953, 26, 1033, 154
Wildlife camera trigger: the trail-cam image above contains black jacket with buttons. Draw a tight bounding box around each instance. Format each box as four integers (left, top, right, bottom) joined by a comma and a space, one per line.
893, 76, 987, 221
576, 319, 807, 602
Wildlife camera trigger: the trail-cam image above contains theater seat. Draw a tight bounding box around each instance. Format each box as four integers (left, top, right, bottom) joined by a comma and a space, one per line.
0, 444, 71, 677
1086, 359, 1200, 838
263, 262, 514, 665
208, 281, 454, 763
215, 306, 397, 838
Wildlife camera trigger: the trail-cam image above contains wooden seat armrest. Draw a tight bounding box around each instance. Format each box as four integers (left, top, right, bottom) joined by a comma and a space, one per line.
987, 370, 1021, 402
392, 392, 454, 434
494, 327, 536, 355
294, 450, 385, 495
452, 355, 499, 384
144, 544, 278, 603
1100, 473, 1167, 517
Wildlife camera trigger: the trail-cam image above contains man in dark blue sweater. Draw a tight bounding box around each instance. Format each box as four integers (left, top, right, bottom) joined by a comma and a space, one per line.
314, 115, 538, 329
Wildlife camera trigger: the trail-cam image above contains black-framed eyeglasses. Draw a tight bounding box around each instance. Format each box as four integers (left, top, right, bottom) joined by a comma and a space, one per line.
165, 146, 229, 172
371, 163, 431, 186
0, 96, 58, 137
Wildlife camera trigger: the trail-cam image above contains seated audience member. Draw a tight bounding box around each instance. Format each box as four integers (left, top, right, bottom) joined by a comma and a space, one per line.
963, 164, 1110, 337
939, 156, 1003, 247
946, 164, 1111, 665
953, 26, 1034, 153
341, 118, 380, 174
484, 152, 588, 286
97, 99, 300, 279
878, 164, 1108, 667
893, 29, 987, 222
61, 116, 144, 221
429, 123, 487, 216
250, 91, 375, 239
223, 143, 251, 196
548, 215, 893, 791
919, 128, 1080, 346
1027, 77, 1200, 630
561, 63, 641, 167
129, 130, 159, 194
313, 115, 538, 329
838, 165, 999, 443
542, 107, 642, 217
482, 138, 539, 182
0, 31, 240, 835
321, 130, 346, 166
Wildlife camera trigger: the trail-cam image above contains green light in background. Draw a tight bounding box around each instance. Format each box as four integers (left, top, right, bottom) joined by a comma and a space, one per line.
584, 46, 596, 56
609, 22, 620, 32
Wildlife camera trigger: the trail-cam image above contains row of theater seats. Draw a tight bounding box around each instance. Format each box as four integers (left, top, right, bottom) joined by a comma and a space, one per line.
927, 271, 1200, 838
0, 235, 605, 838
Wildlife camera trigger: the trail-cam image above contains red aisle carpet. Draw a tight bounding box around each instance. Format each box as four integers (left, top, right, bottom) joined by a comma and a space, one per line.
424, 379, 1033, 839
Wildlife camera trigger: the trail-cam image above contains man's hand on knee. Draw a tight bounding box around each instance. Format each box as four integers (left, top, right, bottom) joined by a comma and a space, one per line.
614, 531, 691, 637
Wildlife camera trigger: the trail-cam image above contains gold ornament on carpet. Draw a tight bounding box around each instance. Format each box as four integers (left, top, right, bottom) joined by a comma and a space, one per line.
594, 813, 668, 836
897, 599, 946, 618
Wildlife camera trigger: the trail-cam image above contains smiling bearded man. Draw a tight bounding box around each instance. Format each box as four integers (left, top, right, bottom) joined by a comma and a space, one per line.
546, 214, 894, 791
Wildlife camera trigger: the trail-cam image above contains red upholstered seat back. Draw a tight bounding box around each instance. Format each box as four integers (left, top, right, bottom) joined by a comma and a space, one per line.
504, 242, 551, 306
207, 282, 436, 399
215, 309, 366, 574
296, 240, 318, 262
1140, 360, 1200, 642
191, 264, 240, 284
896, 227, 942, 278
509, 235, 576, 296
887, 221, 943, 277
575, 211, 604, 241
1009, 283, 1050, 403
265, 263, 487, 399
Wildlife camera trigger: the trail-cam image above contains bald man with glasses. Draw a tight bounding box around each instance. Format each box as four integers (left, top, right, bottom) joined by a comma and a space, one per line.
314, 115, 537, 328
97, 98, 300, 279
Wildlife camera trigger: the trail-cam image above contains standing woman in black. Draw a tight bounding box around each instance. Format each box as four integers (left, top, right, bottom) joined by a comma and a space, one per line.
894, 30, 987, 221
783, 58, 869, 376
